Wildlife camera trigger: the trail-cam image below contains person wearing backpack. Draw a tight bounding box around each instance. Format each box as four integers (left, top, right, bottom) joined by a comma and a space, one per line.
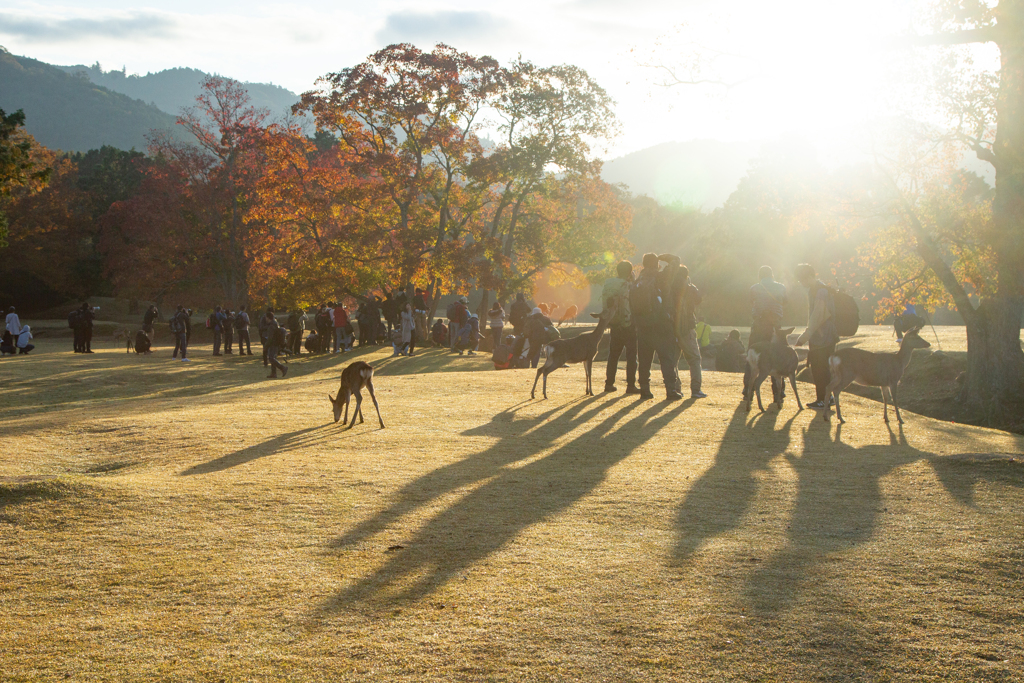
603, 260, 639, 394
170, 305, 191, 362
632, 253, 684, 401
234, 305, 252, 355
674, 265, 707, 399
264, 310, 288, 378
794, 263, 839, 408
746, 266, 788, 402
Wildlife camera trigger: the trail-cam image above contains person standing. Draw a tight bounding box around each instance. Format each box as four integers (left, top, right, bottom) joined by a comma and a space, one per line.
520, 307, 552, 368
259, 308, 275, 366
5, 307, 21, 342
413, 288, 429, 342
287, 307, 306, 355
264, 310, 288, 378
211, 306, 226, 356
509, 293, 530, 337
632, 253, 683, 401
316, 304, 332, 353
223, 307, 235, 354
171, 305, 191, 362
235, 306, 252, 355
79, 303, 96, 354
143, 305, 159, 343
400, 302, 416, 356
603, 260, 639, 394
746, 266, 788, 402
333, 302, 349, 353
675, 265, 707, 399
448, 296, 469, 352
795, 263, 839, 409
487, 301, 506, 349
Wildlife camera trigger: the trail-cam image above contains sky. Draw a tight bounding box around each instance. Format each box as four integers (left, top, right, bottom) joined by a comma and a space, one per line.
0, 0, 979, 159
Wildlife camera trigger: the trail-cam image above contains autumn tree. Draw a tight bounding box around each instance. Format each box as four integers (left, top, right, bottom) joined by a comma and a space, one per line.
0, 108, 51, 246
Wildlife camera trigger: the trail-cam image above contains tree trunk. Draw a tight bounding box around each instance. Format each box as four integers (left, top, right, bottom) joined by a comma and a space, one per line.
958, 299, 1024, 430
476, 289, 491, 321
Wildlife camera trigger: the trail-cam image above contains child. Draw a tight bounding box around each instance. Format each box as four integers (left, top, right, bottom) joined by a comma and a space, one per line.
16, 325, 34, 354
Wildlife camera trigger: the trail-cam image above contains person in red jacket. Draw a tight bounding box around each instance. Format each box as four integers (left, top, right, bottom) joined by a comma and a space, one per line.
333, 303, 351, 353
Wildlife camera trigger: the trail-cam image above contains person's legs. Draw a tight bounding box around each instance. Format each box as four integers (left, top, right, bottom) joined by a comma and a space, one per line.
656, 332, 682, 398
225, 328, 233, 353
408, 330, 416, 355
213, 330, 222, 355
637, 330, 655, 397
527, 336, 542, 368
84, 327, 93, 352
243, 330, 252, 354
268, 347, 286, 376
808, 343, 836, 403
492, 326, 502, 348
606, 325, 626, 389
680, 328, 702, 395
624, 325, 638, 389
173, 333, 181, 358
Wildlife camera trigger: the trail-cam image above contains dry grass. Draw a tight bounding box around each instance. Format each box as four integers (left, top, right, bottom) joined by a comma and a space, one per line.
1, 328, 1022, 681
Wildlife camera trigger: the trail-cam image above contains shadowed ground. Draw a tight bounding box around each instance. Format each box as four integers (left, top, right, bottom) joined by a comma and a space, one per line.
0, 332, 1022, 681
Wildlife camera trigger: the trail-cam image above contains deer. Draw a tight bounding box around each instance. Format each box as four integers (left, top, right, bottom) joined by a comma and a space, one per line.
825, 326, 931, 425
531, 301, 616, 399
744, 327, 804, 413
329, 361, 385, 429
556, 304, 579, 327
113, 327, 135, 353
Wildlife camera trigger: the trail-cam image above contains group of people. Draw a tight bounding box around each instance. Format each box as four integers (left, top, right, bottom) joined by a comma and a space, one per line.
2, 307, 34, 356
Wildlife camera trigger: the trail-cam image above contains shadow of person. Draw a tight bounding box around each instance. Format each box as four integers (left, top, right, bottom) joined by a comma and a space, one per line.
741, 422, 929, 615
671, 404, 797, 567
319, 397, 692, 613
180, 425, 327, 476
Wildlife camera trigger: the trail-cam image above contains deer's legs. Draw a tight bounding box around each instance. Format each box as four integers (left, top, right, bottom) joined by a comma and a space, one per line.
752, 372, 767, 412
881, 384, 890, 423
584, 359, 593, 395
530, 367, 544, 399
888, 385, 905, 424
342, 390, 351, 425
348, 392, 363, 428
366, 380, 385, 429
789, 372, 803, 411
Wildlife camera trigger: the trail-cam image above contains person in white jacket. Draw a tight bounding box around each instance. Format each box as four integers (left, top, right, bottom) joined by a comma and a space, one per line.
16, 325, 34, 354
5, 307, 22, 338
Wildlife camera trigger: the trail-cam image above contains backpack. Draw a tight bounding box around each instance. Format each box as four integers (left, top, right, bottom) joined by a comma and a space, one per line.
543, 325, 560, 343
170, 315, 183, 334
630, 275, 664, 325
831, 288, 860, 337
67, 310, 80, 329
206, 313, 214, 329
492, 344, 513, 370
274, 325, 287, 347
235, 313, 247, 330
445, 301, 457, 323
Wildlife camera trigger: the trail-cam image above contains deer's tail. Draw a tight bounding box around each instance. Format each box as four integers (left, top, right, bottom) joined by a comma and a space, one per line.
361, 366, 374, 380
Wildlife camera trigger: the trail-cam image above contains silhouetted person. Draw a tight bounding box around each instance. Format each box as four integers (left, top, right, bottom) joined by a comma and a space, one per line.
716, 330, 745, 372
143, 304, 159, 342
235, 305, 252, 355
223, 307, 235, 354
134, 329, 152, 354
79, 303, 95, 353
632, 253, 683, 400
211, 305, 226, 356
676, 265, 706, 399
603, 260, 638, 394
795, 263, 838, 408
746, 265, 787, 402
510, 293, 530, 335
171, 305, 191, 362
265, 310, 288, 378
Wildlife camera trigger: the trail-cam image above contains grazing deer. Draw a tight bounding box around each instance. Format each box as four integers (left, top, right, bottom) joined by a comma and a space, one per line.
744, 327, 804, 412
825, 326, 931, 424
556, 304, 579, 327
531, 302, 616, 399
329, 361, 385, 429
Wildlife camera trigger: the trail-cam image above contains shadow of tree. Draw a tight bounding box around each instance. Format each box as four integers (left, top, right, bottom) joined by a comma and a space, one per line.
319, 395, 694, 612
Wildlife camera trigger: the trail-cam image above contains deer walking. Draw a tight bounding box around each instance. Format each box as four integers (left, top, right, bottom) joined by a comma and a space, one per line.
329, 361, 385, 429
531, 303, 615, 399
744, 327, 804, 412
556, 304, 579, 327
825, 327, 931, 424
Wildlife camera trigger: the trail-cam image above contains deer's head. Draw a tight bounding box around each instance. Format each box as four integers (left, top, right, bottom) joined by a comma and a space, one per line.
328, 393, 342, 423
773, 327, 795, 345
903, 327, 932, 351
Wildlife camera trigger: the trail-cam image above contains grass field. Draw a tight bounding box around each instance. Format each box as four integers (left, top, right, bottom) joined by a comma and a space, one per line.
1, 327, 1022, 681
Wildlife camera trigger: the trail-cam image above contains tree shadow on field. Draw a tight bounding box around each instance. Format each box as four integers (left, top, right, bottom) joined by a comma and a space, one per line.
672, 405, 797, 566
318, 394, 693, 613
179, 426, 328, 475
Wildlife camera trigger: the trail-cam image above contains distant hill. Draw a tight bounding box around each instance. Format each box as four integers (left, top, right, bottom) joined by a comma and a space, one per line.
602, 140, 760, 211
0, 49, 188, 152
56, 63, 303, 124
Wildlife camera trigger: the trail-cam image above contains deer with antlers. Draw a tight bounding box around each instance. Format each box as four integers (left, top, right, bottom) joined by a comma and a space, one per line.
825, 326, 931, 424
531, 302, 616, 399
329, 361, 385, 429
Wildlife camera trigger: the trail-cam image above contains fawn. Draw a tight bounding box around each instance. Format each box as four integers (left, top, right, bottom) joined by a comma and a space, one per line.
329, 361, 385, 429
744, 327, 804, 412
825, 327, 931, 424
531, 302, 616, 399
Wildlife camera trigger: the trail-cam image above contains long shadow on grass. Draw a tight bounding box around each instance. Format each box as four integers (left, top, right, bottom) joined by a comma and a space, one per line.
671, 404, 797, 566
179, 426, 327, 475
319, 395, 694, 611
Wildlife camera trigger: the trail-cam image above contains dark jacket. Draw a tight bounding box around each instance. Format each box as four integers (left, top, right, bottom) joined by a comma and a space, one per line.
510, 298, 531, 329
525, 313, 552, 340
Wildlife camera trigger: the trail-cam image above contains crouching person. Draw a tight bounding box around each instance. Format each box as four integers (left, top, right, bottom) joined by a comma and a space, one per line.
16, 325, 34, 354
134, 330, 152, 354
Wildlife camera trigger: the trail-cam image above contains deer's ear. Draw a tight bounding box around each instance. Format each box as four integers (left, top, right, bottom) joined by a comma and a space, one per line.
328, 393, 337, 403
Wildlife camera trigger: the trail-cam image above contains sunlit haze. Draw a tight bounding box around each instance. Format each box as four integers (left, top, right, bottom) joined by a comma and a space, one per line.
0, 0, 996, 159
